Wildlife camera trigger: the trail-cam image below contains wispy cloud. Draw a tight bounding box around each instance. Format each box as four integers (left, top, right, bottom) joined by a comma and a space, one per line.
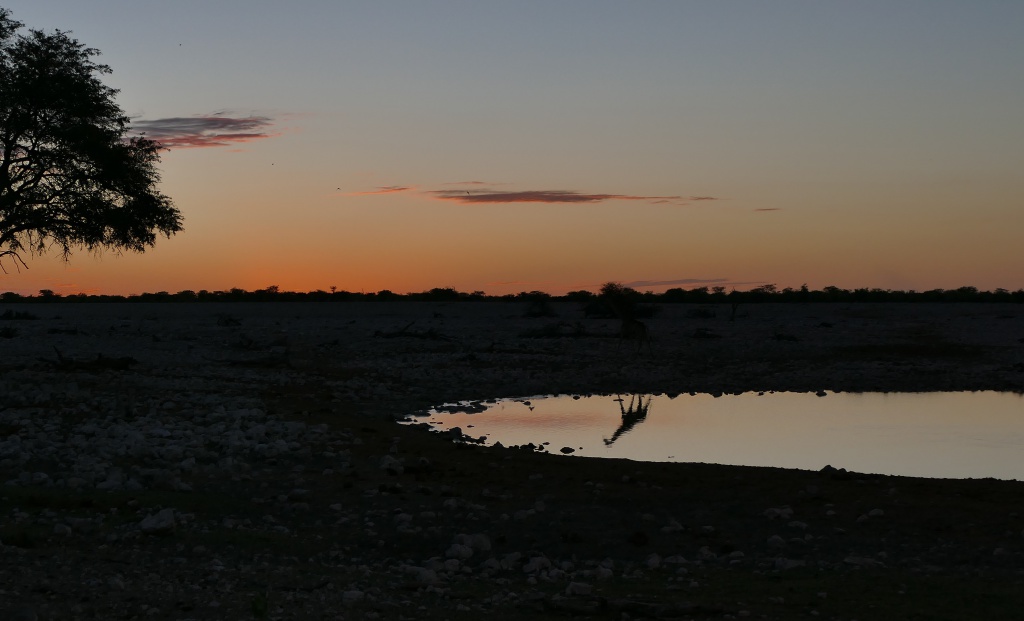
346, 186, 414, 196
485, 280, 557, 288
430, 189, 697, 205
623, 277, 730, 288
131, 112, 278, 149
346, 181, 717, 206
622, 277, 767, 290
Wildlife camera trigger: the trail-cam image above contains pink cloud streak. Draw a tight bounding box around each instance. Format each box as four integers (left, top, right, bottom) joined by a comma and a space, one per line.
430, 189, 701, 205
131, 113, 278, 149
346, 182, 717, 206
346, 186, 414, 196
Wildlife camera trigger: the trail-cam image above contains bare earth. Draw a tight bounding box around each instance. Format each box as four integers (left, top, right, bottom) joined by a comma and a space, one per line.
1, 301, 1023, 620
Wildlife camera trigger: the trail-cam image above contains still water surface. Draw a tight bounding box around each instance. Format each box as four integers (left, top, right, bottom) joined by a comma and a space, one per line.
408, 392, 1024, 480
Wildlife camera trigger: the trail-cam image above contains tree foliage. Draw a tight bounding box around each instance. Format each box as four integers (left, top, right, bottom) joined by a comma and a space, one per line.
0, 8, 181, 270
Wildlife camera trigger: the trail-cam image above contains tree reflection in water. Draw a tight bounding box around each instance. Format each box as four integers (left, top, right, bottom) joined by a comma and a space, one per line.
603, 394, 652, 446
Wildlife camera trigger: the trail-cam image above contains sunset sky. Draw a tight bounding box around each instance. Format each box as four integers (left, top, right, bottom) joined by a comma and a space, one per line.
3, 1, 1022, 296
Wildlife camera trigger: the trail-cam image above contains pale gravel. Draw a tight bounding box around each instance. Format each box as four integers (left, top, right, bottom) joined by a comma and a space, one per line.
1, 301, 1023, 619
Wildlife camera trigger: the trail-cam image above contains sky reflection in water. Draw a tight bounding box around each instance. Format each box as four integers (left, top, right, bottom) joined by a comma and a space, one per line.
412, 392, 1024, 480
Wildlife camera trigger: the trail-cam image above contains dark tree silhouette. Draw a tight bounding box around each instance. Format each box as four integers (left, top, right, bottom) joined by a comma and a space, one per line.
0, 9, 181, 271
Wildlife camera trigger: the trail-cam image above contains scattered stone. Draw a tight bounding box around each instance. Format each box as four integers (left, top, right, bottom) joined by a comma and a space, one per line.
445, 543, 473, 560
774, 558, 806, 570
454, 532, 491, 552
697, 547, 717, 562
661, 519, 684, 533
342, 590, 365, 605
844, 556, 883, 567
139, 508, 176, 535
565, 582, 593, 596
764, 506, 794, 520
0, 302, 1014, 619
523, 556, 551, 573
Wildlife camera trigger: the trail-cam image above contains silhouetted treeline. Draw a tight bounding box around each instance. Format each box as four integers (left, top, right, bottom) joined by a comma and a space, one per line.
2, 283, 1023, 304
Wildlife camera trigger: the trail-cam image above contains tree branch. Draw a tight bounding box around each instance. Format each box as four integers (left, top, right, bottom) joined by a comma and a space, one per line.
0, 248, 28, 272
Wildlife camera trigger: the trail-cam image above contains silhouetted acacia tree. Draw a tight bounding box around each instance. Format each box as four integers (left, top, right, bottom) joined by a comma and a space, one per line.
0, 9, 181, 271
599, 282, 641, 318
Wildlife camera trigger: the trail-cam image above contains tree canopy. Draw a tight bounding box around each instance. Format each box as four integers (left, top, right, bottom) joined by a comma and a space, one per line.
0, 8, 181, 271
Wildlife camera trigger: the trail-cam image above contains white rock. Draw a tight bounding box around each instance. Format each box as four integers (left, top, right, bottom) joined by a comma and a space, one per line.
523, 556, 551, 573
342, 590, 364, 605
697, 546, 717, 561
764, 506, 794, 520
774, 558, 806, 570
379, 454, 403, 473
139, 508, 176, 535
446, 543, 473, 560
565, 582, 593, 596
843, 556, 882, 567
455, 532, 491, 552
661, 519, 684, 533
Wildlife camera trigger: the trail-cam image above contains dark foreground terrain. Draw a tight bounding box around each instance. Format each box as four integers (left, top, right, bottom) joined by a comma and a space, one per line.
1, 301, 1023, 620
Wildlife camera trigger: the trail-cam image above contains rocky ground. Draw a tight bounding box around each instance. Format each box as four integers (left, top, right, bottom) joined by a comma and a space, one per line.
1, 300, 1023, 620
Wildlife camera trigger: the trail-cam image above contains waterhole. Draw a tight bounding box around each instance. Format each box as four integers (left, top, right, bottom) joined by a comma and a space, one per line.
404, 391, 1024, 480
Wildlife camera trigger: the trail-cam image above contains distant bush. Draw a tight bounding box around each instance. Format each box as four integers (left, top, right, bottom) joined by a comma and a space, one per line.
521, 291, 557, 318
0, 283, 1021, 304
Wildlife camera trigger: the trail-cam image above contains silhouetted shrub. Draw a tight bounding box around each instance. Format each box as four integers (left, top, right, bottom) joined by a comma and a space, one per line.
521, 291, 557, 318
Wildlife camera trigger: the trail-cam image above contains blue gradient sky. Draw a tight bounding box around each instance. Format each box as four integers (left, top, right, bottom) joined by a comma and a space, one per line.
3, 1, 1022, 295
